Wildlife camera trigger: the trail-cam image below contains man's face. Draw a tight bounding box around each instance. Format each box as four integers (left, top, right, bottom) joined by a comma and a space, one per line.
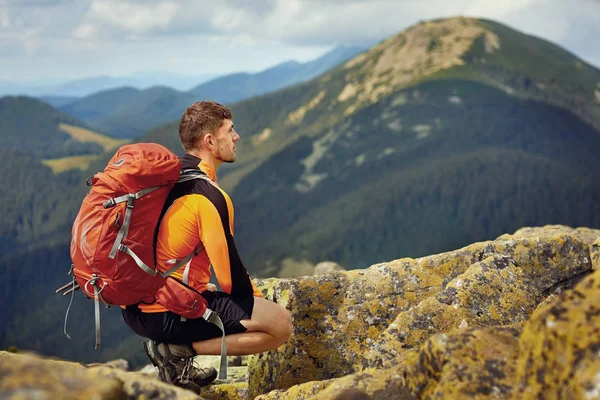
211, 119, 239, 163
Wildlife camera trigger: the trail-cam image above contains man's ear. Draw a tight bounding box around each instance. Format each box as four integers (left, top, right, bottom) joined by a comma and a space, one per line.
203, 133, 213, 148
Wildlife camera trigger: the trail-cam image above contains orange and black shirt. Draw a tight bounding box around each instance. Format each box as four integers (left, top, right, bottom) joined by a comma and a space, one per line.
139, 154, 262, 312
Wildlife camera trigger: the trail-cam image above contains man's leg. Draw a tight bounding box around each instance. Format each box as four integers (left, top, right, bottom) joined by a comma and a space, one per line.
192, 296, 292, 355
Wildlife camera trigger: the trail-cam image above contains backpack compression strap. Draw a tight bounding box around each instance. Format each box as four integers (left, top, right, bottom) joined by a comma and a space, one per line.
103, 172, 212, 276
105, 186, 162, 275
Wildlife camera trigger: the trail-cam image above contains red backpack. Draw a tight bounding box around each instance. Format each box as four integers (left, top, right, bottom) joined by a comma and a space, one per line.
57, 143, 228, 378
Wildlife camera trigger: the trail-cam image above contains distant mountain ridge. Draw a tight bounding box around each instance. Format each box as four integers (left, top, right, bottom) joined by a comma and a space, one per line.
188, 45, 367, 104
0, 71, 217, 97
60, 86, 199, 139
58, 46, 367, 138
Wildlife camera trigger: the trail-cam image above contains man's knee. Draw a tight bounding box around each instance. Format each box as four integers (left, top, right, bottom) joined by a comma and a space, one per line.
272, 305, 292, 346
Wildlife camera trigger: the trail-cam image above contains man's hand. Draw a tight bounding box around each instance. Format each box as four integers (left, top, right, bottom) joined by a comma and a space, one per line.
206, 283, 217, 292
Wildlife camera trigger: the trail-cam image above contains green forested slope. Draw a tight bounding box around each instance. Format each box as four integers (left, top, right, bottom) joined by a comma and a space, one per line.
0, 96, 104, 158
0, 149, 86, 254
230, 80, 600, 272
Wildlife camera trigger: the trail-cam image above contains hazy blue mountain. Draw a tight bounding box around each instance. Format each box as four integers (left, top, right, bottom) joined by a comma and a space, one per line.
0, 72, 217, 98
62, 86, 199, 138
40, 96, 80, 108
188, 45, 366, 103
59, 46, 367, 138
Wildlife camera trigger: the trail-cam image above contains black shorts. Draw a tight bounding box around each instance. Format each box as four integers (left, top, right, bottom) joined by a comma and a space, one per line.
122, 291, 254, 345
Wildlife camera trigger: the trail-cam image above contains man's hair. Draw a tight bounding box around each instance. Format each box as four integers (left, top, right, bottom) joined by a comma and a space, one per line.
179, 101, 232, 151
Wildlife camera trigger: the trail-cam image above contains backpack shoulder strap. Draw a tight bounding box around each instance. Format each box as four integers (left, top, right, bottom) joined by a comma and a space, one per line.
177, 168, 211, 184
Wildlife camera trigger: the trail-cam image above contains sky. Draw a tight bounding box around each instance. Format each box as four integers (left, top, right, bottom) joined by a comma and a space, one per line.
1, 0, 599, 83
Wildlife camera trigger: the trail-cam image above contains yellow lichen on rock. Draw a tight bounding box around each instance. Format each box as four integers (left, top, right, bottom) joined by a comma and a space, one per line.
86, 365, 198, 400
250, 230, 591, 396
403, 326, 521, 399
513, 268, 600, 399
592, 237, 600, 271
365, 256, 542, 369
0, 351, 125, 400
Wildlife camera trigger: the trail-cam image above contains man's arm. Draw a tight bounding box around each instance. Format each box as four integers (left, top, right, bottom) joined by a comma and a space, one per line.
195, 195, 262, 297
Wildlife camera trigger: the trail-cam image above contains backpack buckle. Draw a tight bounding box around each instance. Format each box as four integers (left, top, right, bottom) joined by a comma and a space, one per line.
126, 195, 135, 209
103, 198, 116, 208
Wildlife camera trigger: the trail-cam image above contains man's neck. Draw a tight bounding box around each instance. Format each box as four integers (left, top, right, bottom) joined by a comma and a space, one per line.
187, 149, 222, 173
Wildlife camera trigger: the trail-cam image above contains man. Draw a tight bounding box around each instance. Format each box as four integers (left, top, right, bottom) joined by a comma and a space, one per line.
122, 101, 293, 393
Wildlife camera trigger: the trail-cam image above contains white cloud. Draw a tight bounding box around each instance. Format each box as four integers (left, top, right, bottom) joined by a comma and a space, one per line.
0, 11, 10, 28
72, 23, 98, 39
1, 0, 599, 81
464, 0, 542, 18
88, 0, 181, 34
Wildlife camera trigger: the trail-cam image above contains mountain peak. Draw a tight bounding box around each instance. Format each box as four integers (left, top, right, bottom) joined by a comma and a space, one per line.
338, 17, 499, 112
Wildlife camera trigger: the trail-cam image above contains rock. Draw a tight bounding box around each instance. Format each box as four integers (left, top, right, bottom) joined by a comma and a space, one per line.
257, 325, 522, 399
228, 355, 245, 366
593, 237, 600, 271
506, 224, 600, 270
201, 378, 248, 400
314, 261, 346, 275
0, 351, 125, 400
512, 267, 600, 399
137, 363, 159, 379
400, 326, 522, 399
86, 358, 129, 371
86, 365, 200, 399
6, 225, 600, 400
249, 232, 592, 396
365, 255, 542, 368
0, 351, 200, 400
105, 358, 129, 370
507, 225, 600, 245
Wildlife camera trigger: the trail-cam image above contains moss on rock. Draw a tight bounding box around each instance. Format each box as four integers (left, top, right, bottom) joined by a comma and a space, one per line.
513, 267, 600, 399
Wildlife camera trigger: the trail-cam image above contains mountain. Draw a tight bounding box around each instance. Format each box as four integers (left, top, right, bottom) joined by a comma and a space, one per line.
143, 17, 600, 274
60, 46, 366, 139
0, 96, 107, 158
41, 96, 80, 108
0, 96, 128, 254
188, 45, 367, 104
2, 16, 600, 366
60, 86, 199, 138
0, 72, 217, 97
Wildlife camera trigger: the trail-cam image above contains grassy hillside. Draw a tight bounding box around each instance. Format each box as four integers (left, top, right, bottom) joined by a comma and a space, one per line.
230, 79, 600, 273
41, 124, 129, 174
0, 96, 105, 158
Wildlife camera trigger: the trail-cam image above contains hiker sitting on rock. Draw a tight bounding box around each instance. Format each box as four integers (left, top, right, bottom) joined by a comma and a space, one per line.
121, 101, 293, 393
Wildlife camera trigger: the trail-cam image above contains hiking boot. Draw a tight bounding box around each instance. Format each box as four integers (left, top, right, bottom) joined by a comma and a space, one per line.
143, 340, 218, 391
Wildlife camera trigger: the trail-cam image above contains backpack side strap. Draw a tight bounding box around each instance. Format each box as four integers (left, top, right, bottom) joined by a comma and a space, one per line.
203, 309, 227, 380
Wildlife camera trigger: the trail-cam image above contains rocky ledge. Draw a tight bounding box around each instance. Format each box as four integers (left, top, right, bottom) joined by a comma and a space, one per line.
2, 225, 600, 399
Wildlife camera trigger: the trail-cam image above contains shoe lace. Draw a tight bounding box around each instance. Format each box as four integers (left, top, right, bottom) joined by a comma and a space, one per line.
180, 357, 194, 384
